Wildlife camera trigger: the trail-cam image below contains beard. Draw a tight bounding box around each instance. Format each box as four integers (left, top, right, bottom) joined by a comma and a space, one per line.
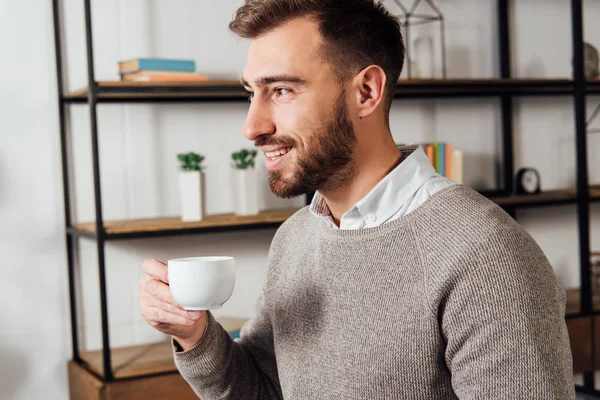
255, 91, 358, 199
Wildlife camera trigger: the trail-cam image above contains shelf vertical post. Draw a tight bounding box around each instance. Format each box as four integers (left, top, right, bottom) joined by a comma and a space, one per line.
497, 0, 515, 209
83, 0, 113, 382
52, 0, 81, 364
571, 0, 594, 388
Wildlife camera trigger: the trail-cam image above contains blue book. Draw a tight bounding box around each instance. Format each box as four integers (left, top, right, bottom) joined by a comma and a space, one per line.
119, 58, 196, 74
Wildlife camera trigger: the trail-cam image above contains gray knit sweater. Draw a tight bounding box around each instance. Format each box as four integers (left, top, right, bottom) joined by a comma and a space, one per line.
174, 185, 575, 399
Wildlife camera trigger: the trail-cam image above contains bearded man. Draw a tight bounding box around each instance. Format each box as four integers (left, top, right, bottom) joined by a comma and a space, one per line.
139, 1, 575, 398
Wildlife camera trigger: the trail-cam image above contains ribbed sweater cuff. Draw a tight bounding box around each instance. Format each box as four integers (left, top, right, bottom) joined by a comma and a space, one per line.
172, 312, 229, 377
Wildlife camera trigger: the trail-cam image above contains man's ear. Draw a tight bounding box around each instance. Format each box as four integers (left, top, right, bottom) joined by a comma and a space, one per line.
352, 65, 387, 119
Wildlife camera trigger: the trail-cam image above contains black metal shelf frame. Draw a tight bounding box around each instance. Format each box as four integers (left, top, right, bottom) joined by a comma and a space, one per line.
52, 0, 597, 393
64, 79, 582, 104
67, 222, 291, 241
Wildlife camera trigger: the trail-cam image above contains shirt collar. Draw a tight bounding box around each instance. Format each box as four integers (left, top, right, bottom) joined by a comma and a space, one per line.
309, 145, 437, 228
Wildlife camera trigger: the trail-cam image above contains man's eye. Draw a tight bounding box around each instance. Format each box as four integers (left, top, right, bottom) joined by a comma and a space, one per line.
275, 88, 291, 97
246, 91, 254, 102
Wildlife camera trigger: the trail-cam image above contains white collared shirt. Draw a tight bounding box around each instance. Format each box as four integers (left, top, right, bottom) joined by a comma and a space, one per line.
310, 145, 456, 229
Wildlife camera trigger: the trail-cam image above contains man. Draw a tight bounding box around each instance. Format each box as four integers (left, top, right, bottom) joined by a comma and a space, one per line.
139, 0, 575, 398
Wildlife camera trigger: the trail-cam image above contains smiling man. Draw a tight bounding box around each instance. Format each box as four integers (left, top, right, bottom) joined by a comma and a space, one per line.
138, 1, 575, 399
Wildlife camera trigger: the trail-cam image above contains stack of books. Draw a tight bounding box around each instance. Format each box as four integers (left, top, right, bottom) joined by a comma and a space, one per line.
118, 58, 209, 82
398, 142, 464, 184
422, 142, 463, 184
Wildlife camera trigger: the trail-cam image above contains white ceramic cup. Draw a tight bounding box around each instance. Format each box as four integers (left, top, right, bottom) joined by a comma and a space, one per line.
167, 256, 235, 310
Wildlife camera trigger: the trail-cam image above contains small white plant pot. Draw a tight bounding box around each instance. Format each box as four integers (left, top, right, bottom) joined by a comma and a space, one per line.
232, 168, 259, 216
179, 171, 205, 222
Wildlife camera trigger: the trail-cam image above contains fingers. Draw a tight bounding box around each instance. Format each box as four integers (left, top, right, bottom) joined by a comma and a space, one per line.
142, 305, 199, 327
143, 258, 169, 284
140, 285, 203, 331
139, 275, 179, 307
140, 258, 205, 337
140, 288, 200, 322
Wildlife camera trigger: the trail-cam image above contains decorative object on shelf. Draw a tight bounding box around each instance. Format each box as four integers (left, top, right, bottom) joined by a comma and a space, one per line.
231, 148, 259, 216
584, 42, 599, 79
380, 0, 447, 79
413, 35, 435, 78
514, 167, 541, 195
177, 152, 205, 222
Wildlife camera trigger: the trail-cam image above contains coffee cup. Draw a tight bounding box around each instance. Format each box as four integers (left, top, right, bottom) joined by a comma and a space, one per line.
168, 256, 235, 310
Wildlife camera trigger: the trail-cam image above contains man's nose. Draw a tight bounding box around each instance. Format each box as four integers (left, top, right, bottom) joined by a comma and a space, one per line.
243, 100, 276, 141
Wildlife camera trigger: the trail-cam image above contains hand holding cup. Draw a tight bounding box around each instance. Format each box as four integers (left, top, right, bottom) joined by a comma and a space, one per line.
139, 257, 235, 350
140, 258, 209, 350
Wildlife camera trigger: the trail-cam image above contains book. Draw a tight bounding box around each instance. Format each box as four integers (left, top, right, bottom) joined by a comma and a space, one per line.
118, 58, 196, 74
121, 71, 209, 82
445, 142, 453, 179
451, 149, 463, 184
438, 142, 446, 177
425, 144, 435, 167
432, 142, 440, 174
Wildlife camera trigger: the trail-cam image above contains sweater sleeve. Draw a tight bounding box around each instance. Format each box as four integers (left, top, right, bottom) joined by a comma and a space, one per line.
173, 294, 282, 399
424, 214, 575, 399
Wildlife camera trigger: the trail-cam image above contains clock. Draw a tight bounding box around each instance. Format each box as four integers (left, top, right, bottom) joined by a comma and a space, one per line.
515, 168, 541, 195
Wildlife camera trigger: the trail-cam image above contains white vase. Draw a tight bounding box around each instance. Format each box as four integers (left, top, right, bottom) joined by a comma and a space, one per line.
179, 171, 205, 221
413, 36, 434, 78
232, 168, 259, 216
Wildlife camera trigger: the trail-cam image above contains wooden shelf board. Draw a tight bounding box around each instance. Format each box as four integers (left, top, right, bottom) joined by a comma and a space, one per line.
490, 186, 600, 207
490, 188, 576, 206
72, 208, 299, 236
66, 78, 576, 101
80, 341, 176, 379
80, 317, 247, 380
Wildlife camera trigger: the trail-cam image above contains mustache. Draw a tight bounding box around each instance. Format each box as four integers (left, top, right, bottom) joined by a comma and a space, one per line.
254, 135, 297, 148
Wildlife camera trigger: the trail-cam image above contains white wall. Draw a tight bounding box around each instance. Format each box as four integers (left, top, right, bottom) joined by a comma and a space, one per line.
2, 0, 600, 398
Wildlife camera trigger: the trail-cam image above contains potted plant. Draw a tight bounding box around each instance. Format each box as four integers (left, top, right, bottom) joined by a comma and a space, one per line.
231, 148, 259, 216
177, 152, 205, 221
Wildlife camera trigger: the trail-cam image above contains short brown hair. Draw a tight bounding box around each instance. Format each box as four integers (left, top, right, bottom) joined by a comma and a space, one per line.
230, 0, 405, 117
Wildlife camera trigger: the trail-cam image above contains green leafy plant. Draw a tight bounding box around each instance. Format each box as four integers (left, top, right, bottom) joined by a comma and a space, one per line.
177, 152, 205, 172
231, 148, 258, 170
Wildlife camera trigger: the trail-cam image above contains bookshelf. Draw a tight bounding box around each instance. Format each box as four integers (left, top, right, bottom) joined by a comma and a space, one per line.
53, 0, 598, 396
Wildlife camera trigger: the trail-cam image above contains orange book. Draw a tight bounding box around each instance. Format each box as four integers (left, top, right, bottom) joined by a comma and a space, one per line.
122, 71, 209, 82
425, 144, 435, 167
445, 142, 453, 178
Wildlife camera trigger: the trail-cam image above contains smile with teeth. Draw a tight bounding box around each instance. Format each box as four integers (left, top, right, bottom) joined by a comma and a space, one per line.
265, 147, 293, 160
